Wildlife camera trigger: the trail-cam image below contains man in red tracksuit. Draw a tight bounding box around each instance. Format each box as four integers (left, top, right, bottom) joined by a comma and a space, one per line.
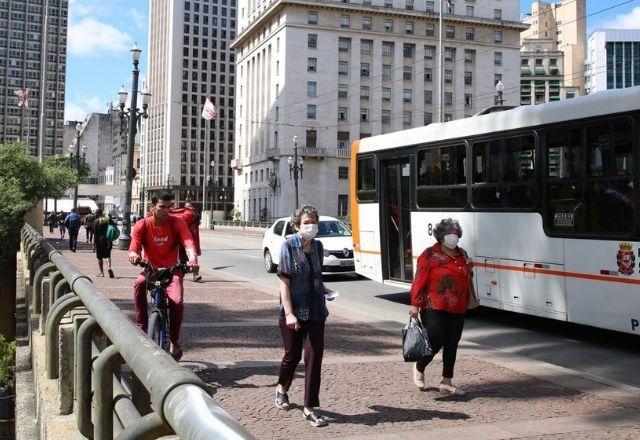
128, 191, 199, 360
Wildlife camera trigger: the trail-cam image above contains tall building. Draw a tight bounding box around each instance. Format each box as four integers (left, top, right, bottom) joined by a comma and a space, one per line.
232, 0, 526, 221
521, 0, 586, 98
143, 0, 237, 214
0, 0, 68, 157
585, 29, 640, 94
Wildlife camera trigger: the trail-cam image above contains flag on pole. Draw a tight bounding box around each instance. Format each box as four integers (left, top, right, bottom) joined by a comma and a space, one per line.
14, 88, 29, 108
201, 97, 217, 120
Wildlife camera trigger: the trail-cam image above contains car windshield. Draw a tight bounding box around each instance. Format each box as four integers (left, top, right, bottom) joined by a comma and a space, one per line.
317, 220, 351, 237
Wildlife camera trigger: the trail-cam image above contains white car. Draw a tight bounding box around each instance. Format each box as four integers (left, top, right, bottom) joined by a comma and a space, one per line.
262, 216, 354, 274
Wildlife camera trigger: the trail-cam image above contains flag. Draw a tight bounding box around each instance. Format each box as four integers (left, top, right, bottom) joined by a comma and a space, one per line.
201, 97, 217, 120
14, 88, 29, 108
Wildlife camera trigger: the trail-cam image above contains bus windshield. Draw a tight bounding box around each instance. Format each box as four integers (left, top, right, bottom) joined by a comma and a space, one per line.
317, 220, 351, 237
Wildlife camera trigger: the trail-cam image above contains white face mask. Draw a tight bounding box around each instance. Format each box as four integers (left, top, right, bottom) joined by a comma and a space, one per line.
299, 224, 318, 240
443, 234, 459, 249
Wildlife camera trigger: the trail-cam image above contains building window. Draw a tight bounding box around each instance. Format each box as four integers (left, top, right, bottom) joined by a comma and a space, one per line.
307, 104, 317, 119
384, 0, 392, 7
360, 86, 370, 100
307, 81, 317, 97
359, 108, 370, 122
308, 34, 317, 48
338, 107, 348, 121
494, 73, 502, 85
361, 39, 372, 54
383, 64, 392, 79
384, 19, 393, 32
362, 16, 372, 30
406, 0, 414, 10
445, 70, 453, 83
445, 92, 453, 105
338, 84, 348, 98
308, 57, 317, 72
521, 58, 529, 66
494, 9, 502, 20
424, 45, 434, 59
403, 111, 412, 127
382, 87, 392, 101
338, 37, 349, 52
405, 21, 414, 34
306, 129, 317, 148
535, 58, 543, 66
465, 27, 474, 41
444, 113, 453, 122
424, 68, 433, 81
338, 167, 349, 179
361, 62, 370, 76
339, 61, 348, 75
382, 41, 393, 56
308, 11, 318, 24
403, 66, 412, 80
466, 5, 474, 16
494, 30, 502, 43
464, 71, 472, 85
494, 51, 502, 65
340, 14, 350, 28
382, 110, 391, 123
338, 195, 348, 216
426, 1, 435, 13
424, 90, 433, 104
426, 24, 434, 36
465, 93, 473, 107
465, 49, 474, 63
424, 112, 433, 125
446, 26, 455, 38
550, 58, 557, 66
444, 48, 454, 61
338, 131, 350, 149
403, 43, 414, 58
403, 89, 413, 103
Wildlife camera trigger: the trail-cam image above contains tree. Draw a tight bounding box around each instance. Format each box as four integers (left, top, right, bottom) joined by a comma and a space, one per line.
0, 142, 82, 340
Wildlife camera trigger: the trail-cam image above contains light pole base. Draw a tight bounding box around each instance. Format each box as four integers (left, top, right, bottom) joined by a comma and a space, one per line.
117, 234, 131, 250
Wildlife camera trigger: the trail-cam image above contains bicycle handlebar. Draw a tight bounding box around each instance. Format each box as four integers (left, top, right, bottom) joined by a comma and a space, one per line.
136, 260, 191, 274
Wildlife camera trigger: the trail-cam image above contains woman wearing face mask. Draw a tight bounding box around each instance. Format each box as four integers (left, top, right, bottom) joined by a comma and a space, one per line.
409, 218, 474, 396
274, 205, 334, 427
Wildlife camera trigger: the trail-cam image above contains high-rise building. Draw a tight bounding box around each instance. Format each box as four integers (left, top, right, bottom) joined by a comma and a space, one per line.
520, 0, 586, 101
232, 0, 526, 221
585, 29, 640, 94
0, 0, 68, 158
143, 0, 237, 214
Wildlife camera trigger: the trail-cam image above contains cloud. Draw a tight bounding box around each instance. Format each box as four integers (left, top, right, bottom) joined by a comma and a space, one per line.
65, 96, 108, 122
68, 17, 132, 56
131, 9, 147, 31
599, 6, 640, 30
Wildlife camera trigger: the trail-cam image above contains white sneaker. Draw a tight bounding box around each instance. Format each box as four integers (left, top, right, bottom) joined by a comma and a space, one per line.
413, 363, 425, 389
439, 381, 466, 396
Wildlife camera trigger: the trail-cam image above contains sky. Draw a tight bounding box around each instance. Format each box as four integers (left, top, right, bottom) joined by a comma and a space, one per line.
64, 0, 640, 122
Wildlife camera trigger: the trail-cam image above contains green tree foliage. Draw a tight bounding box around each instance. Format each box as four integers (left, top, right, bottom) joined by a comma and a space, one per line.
0, 142, 82, 265
0, 333, 15, 393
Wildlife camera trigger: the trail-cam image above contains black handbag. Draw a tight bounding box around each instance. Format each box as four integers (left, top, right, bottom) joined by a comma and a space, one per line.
402, 317, 433, 362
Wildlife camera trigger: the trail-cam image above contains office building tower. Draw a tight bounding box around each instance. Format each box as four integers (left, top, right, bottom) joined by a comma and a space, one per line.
585, 29, 640, 94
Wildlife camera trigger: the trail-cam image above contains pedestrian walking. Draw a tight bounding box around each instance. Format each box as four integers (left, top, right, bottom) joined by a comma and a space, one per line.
64, 208, 82, 252
57, 212, 66, 238
83, 211, 95, 243
93, 209, 115, 278
409, 218, 474, 396
275, 205, 335, 427
46, 212, 58, 234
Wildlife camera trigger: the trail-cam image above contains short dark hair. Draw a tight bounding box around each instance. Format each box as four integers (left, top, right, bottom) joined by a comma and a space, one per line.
151, 191, 173, 205
95, 208, 103, 217
71, 208, 77, 213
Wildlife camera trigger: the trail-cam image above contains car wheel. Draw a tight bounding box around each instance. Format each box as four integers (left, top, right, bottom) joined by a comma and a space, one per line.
264, 249, 276, 273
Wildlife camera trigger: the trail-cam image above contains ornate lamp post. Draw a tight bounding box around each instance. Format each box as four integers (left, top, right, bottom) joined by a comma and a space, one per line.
288, 135, 304, 208
495, 80, 505, 106
116, 43, 150, 250
72, 122, 82, 209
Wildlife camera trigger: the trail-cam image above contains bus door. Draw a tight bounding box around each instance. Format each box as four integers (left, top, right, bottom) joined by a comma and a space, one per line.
382, 159, 413, 282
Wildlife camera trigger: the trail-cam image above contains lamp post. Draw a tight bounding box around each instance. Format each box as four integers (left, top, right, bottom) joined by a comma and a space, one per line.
495, 80, 505, 106
116, 42, 150, 250
288, 135, 304, 208
72, 122, 82, 210
209, 160, 217, 212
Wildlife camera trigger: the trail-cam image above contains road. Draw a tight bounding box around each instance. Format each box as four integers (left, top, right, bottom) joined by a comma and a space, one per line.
199, 228, 640, 390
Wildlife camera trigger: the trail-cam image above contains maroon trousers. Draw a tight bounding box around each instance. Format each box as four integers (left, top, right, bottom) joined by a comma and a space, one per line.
133, 272, 184, 345
277, 314, 325, 408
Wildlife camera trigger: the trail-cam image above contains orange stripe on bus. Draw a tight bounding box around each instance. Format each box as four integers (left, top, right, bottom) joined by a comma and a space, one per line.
355, 249, 382, 255
349, 140, 361, 253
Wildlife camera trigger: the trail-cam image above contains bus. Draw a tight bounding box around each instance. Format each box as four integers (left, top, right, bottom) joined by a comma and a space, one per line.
349, 86, 640, 335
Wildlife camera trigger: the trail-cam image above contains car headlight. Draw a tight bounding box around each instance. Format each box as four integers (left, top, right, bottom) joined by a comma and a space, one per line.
323, 249, 330, 257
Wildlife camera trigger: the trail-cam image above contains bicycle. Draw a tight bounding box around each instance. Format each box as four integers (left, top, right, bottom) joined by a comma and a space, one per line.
137, 260, 190, 358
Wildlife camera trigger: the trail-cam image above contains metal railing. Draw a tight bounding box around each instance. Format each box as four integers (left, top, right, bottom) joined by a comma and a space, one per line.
212, 220, 270, 229
21, 224, 254, 440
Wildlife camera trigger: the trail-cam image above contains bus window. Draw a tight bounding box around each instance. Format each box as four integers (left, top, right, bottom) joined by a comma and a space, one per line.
417, 144, 467, 208
357, 156, 377, 202
545, 119, 634, 236
472, 135, 536, 208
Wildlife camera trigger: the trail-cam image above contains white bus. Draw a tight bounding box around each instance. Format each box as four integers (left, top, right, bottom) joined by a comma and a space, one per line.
349, 86, 640, 335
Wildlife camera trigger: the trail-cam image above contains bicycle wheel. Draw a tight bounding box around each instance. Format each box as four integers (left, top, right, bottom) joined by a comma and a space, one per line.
147, 311, 165, 348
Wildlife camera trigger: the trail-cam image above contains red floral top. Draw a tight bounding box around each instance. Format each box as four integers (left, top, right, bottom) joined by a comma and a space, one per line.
410, 243, 473, 314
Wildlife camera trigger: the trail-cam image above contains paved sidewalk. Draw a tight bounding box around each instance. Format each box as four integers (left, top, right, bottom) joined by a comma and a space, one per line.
46, 230, 640, 439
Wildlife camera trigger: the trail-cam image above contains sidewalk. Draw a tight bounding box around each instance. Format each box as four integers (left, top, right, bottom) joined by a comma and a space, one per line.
46, 229, 640, 439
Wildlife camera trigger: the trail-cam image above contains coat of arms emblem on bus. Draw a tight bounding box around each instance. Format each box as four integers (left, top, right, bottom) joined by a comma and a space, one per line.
616, 243, 635, 276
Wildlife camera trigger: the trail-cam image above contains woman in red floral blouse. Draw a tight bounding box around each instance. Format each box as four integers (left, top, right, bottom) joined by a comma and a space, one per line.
409, 218, 474, 396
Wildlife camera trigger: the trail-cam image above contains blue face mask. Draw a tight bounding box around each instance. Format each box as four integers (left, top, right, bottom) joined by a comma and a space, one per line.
299, 224, 318, 240
443, 234, 459, 249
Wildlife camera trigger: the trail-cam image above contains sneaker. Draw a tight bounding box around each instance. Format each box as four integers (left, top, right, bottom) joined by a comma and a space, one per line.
413, 363, 425, 389
439, 382, 466, 396
192, 274, 202, 282
108, 269, 114, 279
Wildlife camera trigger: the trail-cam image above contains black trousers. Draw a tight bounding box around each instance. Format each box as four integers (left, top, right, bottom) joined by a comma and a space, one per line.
277, 314, 325, 408
416, 309, 465, 379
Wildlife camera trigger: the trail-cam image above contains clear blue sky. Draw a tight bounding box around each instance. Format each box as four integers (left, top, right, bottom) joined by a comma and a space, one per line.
64, 0, 640, 121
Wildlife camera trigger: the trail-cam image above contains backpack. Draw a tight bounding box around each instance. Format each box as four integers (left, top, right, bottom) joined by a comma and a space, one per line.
106, 224, 120, 242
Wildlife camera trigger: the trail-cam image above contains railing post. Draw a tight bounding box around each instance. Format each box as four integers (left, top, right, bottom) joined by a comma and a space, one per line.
46, 294, 82, 378
93, 345, 122, 440
115, 412, 172, 440
76, 317, 98, 439
32, 262, 56, 314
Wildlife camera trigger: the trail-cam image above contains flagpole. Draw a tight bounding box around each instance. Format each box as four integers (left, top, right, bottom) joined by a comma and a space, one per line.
439, 0, 444, 123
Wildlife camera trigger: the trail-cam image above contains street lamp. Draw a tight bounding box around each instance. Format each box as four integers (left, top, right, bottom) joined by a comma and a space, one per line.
288, 135, 304, 208
495, 80, 505, 106
72, 122, 83, 209
208, 160, 216, 212
116, 42, 150, 250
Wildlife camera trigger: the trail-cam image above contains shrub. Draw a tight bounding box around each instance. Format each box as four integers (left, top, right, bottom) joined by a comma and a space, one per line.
0, 334, 16, 394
